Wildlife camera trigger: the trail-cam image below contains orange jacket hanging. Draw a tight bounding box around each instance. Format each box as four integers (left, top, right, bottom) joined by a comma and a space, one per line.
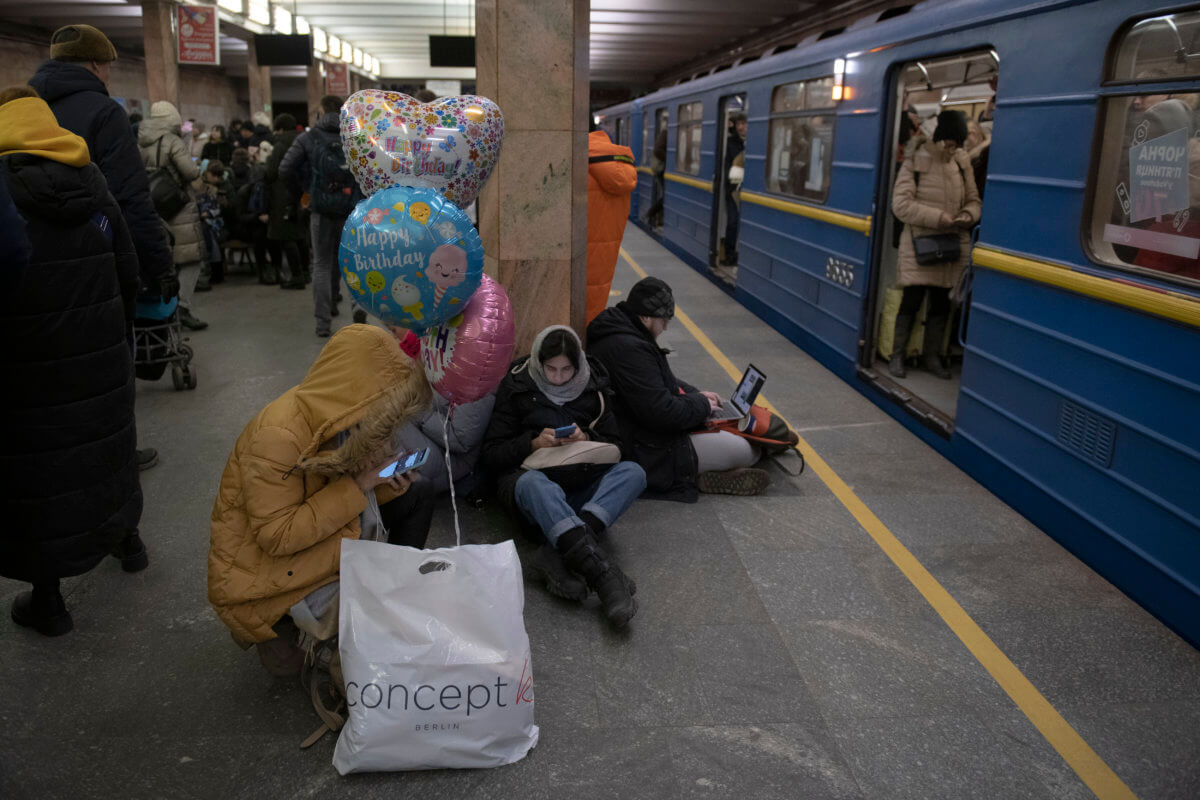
586, 130, 637, 323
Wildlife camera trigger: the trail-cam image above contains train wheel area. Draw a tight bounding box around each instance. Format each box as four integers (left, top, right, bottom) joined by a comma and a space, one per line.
4, 221, 1196, 797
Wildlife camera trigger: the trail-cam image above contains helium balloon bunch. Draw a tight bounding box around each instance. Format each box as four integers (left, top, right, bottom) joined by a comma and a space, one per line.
338, 90, 515, 406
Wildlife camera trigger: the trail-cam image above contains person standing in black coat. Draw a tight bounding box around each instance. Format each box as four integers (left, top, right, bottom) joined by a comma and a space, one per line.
481, 326, 644, 629
29, 23, 178, 469
0, 86, 147, 637
586, 277, 769, 502
264, 114, 306, 290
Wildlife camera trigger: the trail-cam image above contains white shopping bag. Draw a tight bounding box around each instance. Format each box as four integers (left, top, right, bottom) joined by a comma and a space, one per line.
332, 538, 539, 774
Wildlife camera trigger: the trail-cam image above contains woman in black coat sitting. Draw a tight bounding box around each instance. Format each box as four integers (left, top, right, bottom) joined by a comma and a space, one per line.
481, 326, 645, 629
0, 86, 145, 636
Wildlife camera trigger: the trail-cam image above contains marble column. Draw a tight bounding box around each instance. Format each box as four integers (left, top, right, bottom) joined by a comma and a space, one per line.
141, 0, 179, 106
246, 38, 271, 121
476, 0, 589, 354
306, 61, 324, 125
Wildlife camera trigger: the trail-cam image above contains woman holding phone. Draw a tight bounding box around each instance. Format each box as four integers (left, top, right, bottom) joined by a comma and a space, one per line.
481, 326, 646, 629
208, 324, 435, 676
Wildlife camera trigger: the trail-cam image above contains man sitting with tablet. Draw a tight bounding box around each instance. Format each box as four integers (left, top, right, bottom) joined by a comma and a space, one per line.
587, 277, 769, 500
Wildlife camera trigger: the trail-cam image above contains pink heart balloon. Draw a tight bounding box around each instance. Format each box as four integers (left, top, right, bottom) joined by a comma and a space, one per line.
340, 90, 504, 209
420, 275, 515, 406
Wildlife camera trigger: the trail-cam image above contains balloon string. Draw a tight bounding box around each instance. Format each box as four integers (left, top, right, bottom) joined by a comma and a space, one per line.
442, 403, 461, 547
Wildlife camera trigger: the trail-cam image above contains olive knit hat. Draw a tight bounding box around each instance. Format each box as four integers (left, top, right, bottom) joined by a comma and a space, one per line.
50, 24, 117, 63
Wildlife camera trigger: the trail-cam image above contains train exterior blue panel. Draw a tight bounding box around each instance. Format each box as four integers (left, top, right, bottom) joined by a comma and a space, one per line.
601, 0, 1200, 646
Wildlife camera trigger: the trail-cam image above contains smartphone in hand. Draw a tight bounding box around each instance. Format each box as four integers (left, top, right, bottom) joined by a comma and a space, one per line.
554, 425, 577, 439
378, 448, 431, 478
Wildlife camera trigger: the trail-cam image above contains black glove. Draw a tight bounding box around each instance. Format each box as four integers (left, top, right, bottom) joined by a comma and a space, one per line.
160, 273, 181, 302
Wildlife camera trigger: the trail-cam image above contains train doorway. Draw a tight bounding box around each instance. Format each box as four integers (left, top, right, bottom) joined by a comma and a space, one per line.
861, 50, 997, 434
710, 94, 747, 286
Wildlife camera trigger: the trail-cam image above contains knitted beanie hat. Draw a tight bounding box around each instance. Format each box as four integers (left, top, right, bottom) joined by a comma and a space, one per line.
932, 109, 969, 146
625, 276, 675, 319
50, 25, 117, 63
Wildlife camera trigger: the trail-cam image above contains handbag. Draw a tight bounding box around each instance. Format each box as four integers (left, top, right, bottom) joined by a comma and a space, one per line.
147, 138, 190, 219
912, 232, 960, 266
707, 405, 799, 456
333, 539, 539, 773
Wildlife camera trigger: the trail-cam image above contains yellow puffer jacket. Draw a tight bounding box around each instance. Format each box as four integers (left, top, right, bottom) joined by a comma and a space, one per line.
208, 325, 432, 643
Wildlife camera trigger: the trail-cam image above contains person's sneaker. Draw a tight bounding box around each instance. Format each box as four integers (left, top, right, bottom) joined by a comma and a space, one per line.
177, 306, 209, 331
525, 543, 588, 602
136, 448, 159, 471
11, 590, 73, 637
697, 467, 770, 496
111, 532, 149, 573
352, 308, 368, 324
194, 280, 212, 292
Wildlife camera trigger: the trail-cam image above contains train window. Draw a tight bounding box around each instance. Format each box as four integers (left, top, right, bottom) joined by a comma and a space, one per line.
1085, 11, 1200, 286
676, 101, 703, 175
765, 79, 837, 202
615, 117, 623, 146
1111, 11, 1200, 81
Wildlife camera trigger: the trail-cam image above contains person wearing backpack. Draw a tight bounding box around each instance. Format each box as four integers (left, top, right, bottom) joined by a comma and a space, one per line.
138, 100, 208, 316
280, 95, 364, 337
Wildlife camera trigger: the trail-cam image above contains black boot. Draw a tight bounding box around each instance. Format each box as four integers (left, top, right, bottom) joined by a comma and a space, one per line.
922, 314, 952, 379
257, 261, 278, 286
11, 581, 73, 637
525, 543, 588, 602
889, 312, 914, 378
556, 527, 637, 628
111, 532, 149, 573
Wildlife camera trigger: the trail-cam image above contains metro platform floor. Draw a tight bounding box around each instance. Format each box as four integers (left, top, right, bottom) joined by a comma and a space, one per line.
2, 223, 1198, 799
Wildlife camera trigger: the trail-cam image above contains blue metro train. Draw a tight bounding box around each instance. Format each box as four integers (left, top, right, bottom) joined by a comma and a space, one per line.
597, 0, 1200, 647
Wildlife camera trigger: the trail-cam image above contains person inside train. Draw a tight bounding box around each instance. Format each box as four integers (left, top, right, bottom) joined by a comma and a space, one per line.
889, 109, 981, 380
721, 112, 747, 265
642, 124, 667, 229
587, 276, 770, 501
480, 326, 644, 630
208, 325, 436, 676
965, 119, 991, 200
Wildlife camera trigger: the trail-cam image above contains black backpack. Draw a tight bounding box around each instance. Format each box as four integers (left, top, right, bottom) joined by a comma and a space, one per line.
146, 138, 189, 219
310, 132, 355, 217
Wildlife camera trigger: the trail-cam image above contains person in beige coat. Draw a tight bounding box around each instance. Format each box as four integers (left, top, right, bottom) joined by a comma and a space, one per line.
890, 109, 980, 379
138, 100, 206, 299
208, 325, 433, 674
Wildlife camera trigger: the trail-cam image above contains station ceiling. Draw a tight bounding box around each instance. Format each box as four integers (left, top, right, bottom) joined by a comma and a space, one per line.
0, 0, 898, 85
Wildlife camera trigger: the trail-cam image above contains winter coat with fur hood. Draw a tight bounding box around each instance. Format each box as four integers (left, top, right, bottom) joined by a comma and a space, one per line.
891, 139, 980, 288
138, 101, 203, 267
208, 325, 432, 643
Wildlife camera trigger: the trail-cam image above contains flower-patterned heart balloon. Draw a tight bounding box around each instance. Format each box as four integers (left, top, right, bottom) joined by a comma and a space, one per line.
340, 90, 504, 209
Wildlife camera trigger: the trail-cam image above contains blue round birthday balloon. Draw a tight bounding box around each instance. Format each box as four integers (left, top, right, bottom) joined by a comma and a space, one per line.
338, 186, 484, 331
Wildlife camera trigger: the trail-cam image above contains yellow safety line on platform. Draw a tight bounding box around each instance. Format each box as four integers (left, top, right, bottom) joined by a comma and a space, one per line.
973, 245, 1200, 330
739, 190, 872, 235
618, 246, 1138, 800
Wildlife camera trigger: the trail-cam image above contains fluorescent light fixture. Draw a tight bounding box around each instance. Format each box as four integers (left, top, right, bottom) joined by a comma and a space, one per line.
247, 0, 270, 26
832, 58, 846, 101
273, 6, 292, 34
295, 16, 310, 35
353, 47, 363, 67
372, 57, 381, 75
217, 0, 243, 12
313, 27, 327, 52
328, 34, 340, 58
341, 43, 352, 63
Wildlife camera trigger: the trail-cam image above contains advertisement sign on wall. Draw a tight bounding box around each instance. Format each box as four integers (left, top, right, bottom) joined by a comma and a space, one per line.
178, 5, 220, 66
326, 62, 351, 97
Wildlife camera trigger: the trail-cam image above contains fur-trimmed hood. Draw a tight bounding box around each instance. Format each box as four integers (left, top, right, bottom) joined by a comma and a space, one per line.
292, 324, 432, 477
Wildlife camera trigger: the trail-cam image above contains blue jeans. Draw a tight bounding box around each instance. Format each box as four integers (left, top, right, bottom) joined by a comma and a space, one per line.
513, 462, 647, 544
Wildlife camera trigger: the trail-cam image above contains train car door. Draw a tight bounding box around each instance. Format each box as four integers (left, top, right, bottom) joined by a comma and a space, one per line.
710, 94, 746, 285
861, 50, 998, 434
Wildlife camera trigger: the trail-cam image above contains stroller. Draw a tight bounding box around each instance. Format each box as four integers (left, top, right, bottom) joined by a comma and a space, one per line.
134, 295, 196, 391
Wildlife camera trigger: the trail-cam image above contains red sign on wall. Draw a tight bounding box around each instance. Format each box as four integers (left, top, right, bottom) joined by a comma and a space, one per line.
326, 62, 350, 97
177, 5, 219, 66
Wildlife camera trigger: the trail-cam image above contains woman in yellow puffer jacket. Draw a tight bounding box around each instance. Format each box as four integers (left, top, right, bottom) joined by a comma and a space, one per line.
208, 325, 432, 667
